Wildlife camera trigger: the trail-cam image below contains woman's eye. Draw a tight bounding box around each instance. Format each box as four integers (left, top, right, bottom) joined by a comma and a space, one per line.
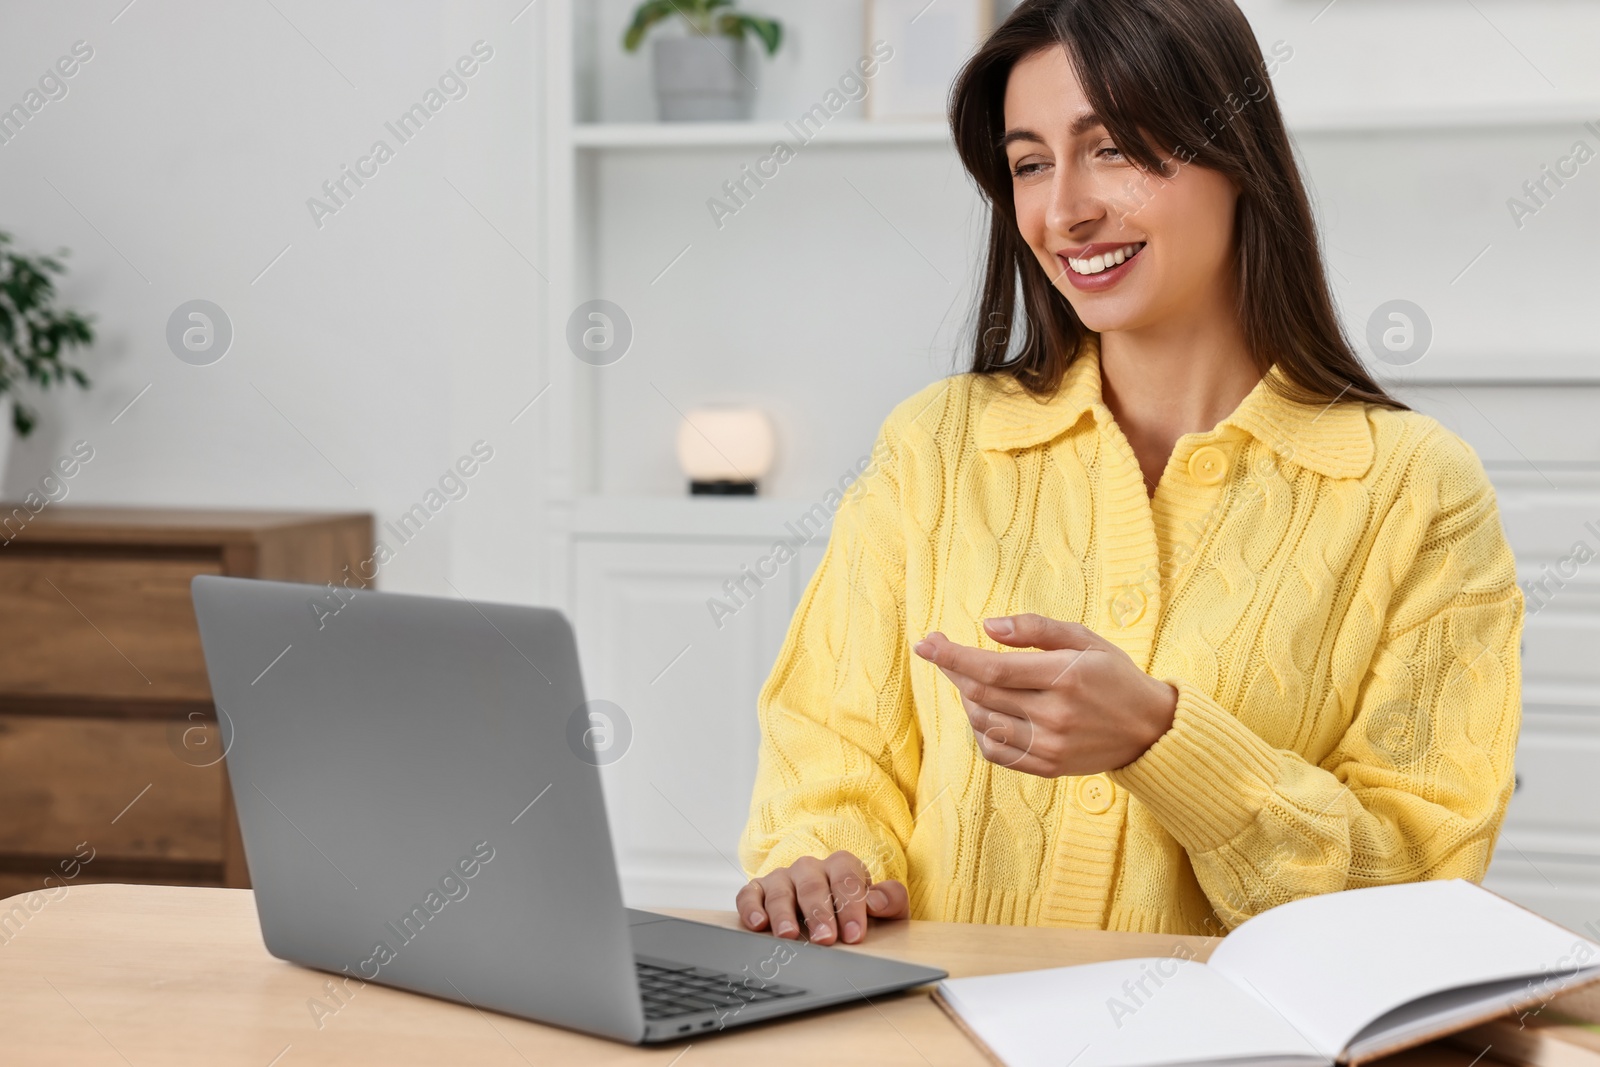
1012, 161, 1048, 178
1096, 145, 1124, 161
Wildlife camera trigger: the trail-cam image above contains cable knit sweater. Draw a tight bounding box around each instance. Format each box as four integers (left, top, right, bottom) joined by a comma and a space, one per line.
738, 333, 1525, 935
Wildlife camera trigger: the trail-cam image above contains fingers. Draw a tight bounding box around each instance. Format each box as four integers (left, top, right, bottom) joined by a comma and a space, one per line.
755, 870, 803, 939
973, 718, 1038, 771
789, 857, 840, 944
824, 852, 871, 945
972, 705, 1034, 756
914, 631, 1087, 692
735, 880, 768, 931
940, 663, 1036, 719
865, 878, 909, 919
736, 854, 910, 945
984, 613, 1107, 653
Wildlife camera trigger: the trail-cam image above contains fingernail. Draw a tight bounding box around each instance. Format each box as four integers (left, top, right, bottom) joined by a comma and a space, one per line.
748, 911, 764, 927
813, 923, 832, 940
987, 616, 1014, 635
777, 920, 796, 936
912, 639, 932, 657
844, 921, 861, 942
867, 888, 886, 911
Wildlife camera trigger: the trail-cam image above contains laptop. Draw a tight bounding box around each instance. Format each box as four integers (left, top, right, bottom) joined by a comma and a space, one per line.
189, 575, 946, 1044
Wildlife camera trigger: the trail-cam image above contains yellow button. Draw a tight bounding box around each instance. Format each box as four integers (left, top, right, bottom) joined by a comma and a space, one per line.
1108, 586, 1145, 627
1188, 445, 1228, 485
1076, 774, 1115, 815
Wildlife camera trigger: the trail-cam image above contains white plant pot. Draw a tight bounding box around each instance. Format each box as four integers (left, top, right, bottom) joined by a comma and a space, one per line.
652, 35, 754, 122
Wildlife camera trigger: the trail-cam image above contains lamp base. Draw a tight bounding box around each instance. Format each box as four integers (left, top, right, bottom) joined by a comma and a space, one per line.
690, 479, 757, 496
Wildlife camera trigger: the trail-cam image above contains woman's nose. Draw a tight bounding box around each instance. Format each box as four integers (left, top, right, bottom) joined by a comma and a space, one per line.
1045, 166, 1103, 237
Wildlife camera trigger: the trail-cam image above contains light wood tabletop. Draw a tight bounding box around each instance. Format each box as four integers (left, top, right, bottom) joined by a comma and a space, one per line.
0, 883, 1498, 1065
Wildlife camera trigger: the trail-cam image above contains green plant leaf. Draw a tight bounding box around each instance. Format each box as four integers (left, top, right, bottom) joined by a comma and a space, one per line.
623, 0, 681, 51
12, 401, 35, 438
714, 12, 782, 53
0, 233, 95, 438
744, 14, 782, 54
628, 0, 773, 48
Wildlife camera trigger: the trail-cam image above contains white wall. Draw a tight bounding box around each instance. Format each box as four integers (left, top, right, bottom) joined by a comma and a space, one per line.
1240, 0, 1600, 372
5, 0, 1598, 919
573, 0, 1600, 507
8, 0, 1598, 594
1239, 0, 1600, 114
0, 0, 546, 602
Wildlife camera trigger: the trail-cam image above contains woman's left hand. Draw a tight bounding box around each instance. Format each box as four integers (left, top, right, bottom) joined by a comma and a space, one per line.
912, 613, 1179, 778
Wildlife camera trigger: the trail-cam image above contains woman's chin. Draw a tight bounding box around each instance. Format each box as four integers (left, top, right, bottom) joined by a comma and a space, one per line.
1062, 297, 1151, 336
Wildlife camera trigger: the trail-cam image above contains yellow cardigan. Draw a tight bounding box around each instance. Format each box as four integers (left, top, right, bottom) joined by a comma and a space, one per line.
738, 333, 1525, 935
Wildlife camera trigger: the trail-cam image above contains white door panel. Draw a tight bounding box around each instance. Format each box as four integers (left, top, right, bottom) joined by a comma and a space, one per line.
572, 538, 801, 909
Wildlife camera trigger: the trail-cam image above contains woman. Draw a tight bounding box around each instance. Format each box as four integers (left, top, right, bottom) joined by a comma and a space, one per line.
736, 0, 1525, 944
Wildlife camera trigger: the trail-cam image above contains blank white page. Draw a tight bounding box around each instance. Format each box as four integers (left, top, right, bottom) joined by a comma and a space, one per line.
1206, 879, 1600, 1058
936, 956, 1324, 1067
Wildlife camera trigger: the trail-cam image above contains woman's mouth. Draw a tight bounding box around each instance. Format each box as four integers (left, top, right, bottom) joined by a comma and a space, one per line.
1057, 242, 1146, 292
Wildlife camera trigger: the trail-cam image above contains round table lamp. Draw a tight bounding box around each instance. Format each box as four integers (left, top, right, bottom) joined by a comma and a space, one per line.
676, 407, 775, 495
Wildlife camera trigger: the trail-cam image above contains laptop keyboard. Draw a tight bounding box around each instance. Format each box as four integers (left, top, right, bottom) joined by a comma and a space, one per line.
635, 955, 807, 1020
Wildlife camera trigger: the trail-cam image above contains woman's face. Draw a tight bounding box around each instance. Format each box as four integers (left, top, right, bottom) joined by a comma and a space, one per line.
1002, 45, 1240, 334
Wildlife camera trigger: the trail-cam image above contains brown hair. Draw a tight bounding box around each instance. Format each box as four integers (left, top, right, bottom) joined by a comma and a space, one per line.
949, 0, 1407, 412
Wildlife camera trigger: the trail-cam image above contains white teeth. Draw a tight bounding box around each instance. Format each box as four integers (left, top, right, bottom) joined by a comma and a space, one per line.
1067, 242, 1144, 276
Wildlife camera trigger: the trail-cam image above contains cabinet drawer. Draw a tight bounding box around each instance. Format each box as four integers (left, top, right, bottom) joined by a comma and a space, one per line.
0, 714, 224, 861
1500, 712, 1600, 854
0, 556, 221, 700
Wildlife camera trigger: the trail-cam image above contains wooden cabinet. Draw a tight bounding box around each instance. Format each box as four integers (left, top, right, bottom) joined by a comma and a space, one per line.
0, 507, 372, 900
566, 498, 829, 909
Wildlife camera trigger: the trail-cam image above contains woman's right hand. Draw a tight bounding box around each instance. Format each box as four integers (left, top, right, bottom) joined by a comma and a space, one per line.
735, 850, 909, 945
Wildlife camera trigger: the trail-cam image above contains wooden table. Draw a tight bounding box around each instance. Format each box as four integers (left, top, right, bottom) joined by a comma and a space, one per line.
0, 884, 1496, 1065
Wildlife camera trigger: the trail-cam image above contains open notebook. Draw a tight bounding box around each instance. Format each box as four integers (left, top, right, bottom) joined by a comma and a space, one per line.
934, 880, 1600, 1067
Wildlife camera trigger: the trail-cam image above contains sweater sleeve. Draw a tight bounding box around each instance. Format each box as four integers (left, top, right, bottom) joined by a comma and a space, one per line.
737, 400, 926, 885
1107, 428, 1526, 928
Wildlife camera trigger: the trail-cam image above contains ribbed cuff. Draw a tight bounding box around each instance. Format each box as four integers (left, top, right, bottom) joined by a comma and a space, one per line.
744, 820, 907, 885
1106, 676, 1283, 852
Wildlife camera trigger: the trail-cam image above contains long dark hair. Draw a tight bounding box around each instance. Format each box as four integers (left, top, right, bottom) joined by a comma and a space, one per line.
950, 0, 1407, 411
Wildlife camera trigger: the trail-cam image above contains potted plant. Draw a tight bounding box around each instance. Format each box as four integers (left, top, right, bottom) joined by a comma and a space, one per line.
0, 230, 95, 472
623, 0, 783, 122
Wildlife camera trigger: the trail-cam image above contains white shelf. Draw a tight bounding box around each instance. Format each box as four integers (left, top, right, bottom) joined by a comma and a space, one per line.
565, 100, 1600, 151
1372, 353, 1600, 384
570, 119, 951, 148
570, 494, 836, 539
1285, 99, 1600, 133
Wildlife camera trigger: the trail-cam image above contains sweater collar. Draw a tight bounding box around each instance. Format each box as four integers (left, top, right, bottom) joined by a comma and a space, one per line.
974, 333, 1375, 479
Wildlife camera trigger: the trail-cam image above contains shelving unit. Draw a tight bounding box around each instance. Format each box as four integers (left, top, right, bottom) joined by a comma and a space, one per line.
537, 0, 1600, 920
541, 1, 960, 906
538, 0, 976, 592
539, 0, 1600, 572
571, 119, 950, 149
568, 99, 1600, 152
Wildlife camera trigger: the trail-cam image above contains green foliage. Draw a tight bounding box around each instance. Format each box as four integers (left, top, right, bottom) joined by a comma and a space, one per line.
623, 0, 783, 56
0, 230, 95, 438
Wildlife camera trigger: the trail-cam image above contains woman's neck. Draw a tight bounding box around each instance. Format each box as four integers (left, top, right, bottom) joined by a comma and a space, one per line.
1096, 312, 1263, 496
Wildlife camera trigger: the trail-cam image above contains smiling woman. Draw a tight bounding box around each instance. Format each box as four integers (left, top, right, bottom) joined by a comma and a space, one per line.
955, 3, 1380, 423
735, 0, 1525, 947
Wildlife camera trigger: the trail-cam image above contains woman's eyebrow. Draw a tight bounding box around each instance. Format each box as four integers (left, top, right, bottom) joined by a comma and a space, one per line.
998, 113, 1106, 149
